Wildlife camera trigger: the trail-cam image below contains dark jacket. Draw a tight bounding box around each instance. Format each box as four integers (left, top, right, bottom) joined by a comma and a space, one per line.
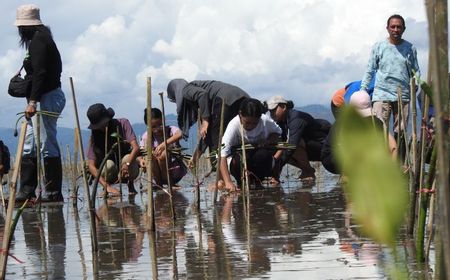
278, 109, 330, 165
167, 79, 249, 139
23, 29, 62, 101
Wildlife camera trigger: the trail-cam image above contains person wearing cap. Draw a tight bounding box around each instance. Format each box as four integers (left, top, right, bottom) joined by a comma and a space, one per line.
321, 90, 398, 174
219, 98, 282, 191
330, 76, 375, 119
139, 108, 187, 188
13, 4, 66, 202
167, 79, 250, 171
86, 104, 140, 196
266, 95, 331, 185
361, 14, 420, 157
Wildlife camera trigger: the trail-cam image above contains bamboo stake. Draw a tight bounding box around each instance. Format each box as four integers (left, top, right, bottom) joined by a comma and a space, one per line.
213, 99, 226, 204
69, 77, 98, 253
425, 0, 450, 276
0, 121, 27, 278
239, 123, 250, 194
416, 145, 437, 262
35, 109, 43, 211
116, 127, 123, 202
146, 77, 156, 231
158, 91, 176, 221
397, 87, 410, 165
425, 179, 436, 262
72, 127, 80, 204
407, 78, 418, 235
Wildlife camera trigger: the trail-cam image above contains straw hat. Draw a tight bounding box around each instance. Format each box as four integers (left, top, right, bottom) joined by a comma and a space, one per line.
14, 4, 43, 26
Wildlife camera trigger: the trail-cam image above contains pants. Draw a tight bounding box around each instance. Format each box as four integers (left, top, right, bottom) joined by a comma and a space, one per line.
372, 101, 409, 134
23, 88, 66, 158
102, 154, 139, 184
229, 148, 275, 185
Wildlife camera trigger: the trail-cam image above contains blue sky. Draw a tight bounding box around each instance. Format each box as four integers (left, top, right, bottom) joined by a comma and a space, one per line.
0, 0, 429, 129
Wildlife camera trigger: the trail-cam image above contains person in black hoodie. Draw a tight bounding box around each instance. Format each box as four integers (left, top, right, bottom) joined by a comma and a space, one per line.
265, 96, 331, 185
167, 79, 249, 171
14, 4, 66, 202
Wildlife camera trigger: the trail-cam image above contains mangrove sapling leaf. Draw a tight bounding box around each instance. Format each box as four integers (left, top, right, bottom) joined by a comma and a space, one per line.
334, 107, 408, 247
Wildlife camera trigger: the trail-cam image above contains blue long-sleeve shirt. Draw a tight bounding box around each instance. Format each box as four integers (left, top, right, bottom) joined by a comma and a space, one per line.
361, 39, 420, 102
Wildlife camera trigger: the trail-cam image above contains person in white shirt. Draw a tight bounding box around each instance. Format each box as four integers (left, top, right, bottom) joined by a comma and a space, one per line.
220, 98, 282, 191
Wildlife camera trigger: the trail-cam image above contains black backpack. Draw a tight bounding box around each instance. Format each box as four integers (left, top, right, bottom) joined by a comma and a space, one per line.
0, 140, 11, 174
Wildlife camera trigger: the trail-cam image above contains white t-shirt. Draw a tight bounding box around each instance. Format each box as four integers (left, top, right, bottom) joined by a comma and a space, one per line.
221, 114, 282, 157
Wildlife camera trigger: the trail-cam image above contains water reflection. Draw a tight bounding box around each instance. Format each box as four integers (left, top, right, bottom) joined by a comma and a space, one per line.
21, 206, 66, 279
1, 170, 434, 279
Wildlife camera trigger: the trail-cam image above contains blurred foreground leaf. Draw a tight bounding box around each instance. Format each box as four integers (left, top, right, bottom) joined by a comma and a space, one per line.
334, 107, 408, 247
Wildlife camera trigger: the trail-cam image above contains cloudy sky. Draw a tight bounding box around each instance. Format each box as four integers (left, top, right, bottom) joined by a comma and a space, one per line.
0, 0, 429, 129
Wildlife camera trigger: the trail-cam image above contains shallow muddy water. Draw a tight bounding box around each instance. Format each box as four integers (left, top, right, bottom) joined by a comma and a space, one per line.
1, 167, 433, 279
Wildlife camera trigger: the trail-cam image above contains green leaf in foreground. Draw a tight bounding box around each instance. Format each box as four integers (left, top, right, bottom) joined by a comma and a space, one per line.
334, 107, 408, 247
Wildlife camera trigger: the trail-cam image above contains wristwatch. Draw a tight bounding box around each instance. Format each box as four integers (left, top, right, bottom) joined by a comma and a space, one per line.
125, 162, 130, 166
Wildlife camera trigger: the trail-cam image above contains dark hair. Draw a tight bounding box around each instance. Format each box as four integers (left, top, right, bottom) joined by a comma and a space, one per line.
387, 14, 405, 29
239, 98, 264, 118
144, 108, 163, 125
18, 25, 52, 49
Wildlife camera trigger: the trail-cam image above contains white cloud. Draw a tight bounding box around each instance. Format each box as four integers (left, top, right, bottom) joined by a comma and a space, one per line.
0, 0, 429, 129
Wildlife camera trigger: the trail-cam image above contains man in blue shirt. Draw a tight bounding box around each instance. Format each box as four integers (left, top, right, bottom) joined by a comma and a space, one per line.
361, 14, 420, 136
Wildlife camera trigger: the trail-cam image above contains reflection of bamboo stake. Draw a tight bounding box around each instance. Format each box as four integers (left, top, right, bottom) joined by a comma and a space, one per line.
69, 77, 98, 253
148, 229, 158, 279
159, 92, 176, 221
72, 206, 88, 278
146, 77, 156, 231
171, 225, 179, 279
0, 121, 27, 279
213, 99, 226, 204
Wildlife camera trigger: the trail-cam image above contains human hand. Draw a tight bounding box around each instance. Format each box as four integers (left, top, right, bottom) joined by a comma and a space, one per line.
120, 163, 130, 180
25, 102, 37, 119
200, 121, 209, 139
154, 143, 166, 156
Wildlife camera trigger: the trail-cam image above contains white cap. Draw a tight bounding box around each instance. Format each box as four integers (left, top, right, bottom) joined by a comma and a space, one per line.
266, 95, 288, 110
349, 90, 372, 117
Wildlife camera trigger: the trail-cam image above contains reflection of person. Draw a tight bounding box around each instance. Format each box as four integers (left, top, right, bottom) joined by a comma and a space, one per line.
220, 98, 282, 191
321, 91, 397, 174
21, 206, 66, 278
14, 4, 66, 202
361, 14, 420, 137
266, 96, 330, 185
167, 79, 249, 170
139, 108, 187, 188
86, 103, 140, 196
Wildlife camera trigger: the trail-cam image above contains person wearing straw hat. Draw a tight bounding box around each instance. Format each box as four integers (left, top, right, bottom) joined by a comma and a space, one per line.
13, 4, 66, 202
86, 103, 140, 196
266, 95, 331, 186
167, 79, 250, 172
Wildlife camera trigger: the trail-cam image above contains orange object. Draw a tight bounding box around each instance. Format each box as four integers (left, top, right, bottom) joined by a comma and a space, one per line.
332, 88, 346, 107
